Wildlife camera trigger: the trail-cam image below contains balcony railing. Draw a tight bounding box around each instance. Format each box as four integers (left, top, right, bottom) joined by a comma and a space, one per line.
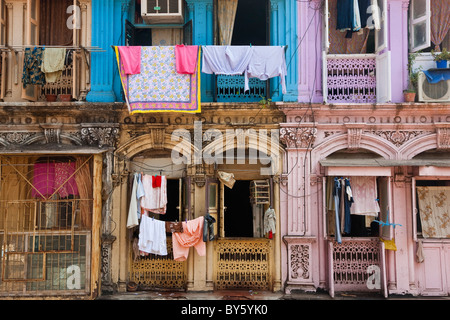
216, 74, 268, 103
325, 54, 377, 104
0, 47, 91, 102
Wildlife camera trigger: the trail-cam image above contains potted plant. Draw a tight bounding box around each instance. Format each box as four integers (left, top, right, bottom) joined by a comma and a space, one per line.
404, 52, 422, 102
431, 48, 450, 68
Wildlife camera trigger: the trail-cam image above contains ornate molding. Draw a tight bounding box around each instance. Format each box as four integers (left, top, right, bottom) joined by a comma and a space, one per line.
40, 123, 63, 144
436, 127, 450, 150
147, 124, 167, 150
368, 130, 432, 147
346, 126, 364, 150
81, 124, 120, 148
280, 127, 317, 149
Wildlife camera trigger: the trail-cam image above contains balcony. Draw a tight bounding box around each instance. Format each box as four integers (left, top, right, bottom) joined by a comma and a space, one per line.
215, 75, 268, 103
324, 54, 377, 104
0, 47, 91, 103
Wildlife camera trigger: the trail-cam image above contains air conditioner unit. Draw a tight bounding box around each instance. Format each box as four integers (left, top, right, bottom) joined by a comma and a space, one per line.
418, 71, 450, 102
141, 0, 184, 24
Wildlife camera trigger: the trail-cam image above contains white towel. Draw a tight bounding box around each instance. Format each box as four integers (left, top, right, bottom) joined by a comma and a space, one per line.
138, 215, 167, 256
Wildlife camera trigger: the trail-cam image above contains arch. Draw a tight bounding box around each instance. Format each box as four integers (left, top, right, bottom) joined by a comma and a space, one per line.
115, 131, 198, 163
312, 133, 398, 162
203, 129, 285, 175
399, 134, 438, 160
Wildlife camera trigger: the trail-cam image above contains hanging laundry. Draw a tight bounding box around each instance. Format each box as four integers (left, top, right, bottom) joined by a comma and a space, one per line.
117, 46, 141, 75
54, 162, 79, 198
343, 178, 354, 234
245, 46, 287, 94
203, 213, 216, 242
141, 174, 167, 214
217, 171, 235, 189
41, 48, 66, 83
201, 45, 253, 76
32, 162, 55, 198
115, 46, 201, 113
349, 176, 380, 216
138, 214, 168, 256
136, 173, 145, 220
333, 178, 342, 244
22, 47, 46, 88
264, 208, 276, 239
336, 0, 361, 38
175, 45, 199, 74
127, 173, 140, 229
172, 217, 206, 261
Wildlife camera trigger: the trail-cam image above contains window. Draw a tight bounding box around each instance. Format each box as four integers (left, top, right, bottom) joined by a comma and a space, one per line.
414, 179, 450, 239
409, 0, 450, 52
324, 176, 392, 240
0, 155, 93, 294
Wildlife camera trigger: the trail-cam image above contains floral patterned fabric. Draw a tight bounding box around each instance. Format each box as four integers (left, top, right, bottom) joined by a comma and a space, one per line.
22, 47, 46, 88
116, 46, 201, 114
417, 186, 450, 238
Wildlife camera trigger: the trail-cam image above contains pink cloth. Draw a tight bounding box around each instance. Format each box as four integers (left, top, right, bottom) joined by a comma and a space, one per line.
172, 217, 205, 261
32, 163, 55, 198
175, 45, 199, 74
117, 46, 141, 75
54, 162, 79, 198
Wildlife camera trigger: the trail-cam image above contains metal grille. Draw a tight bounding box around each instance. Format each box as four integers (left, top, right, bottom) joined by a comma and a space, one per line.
326, 55, 376, 103
214, 239, 272, 290
39, 59, 73, 101
331, 239, 380, 291
0, 156, 93, 296
129, 239, 186, 290
216, 75, 267, 102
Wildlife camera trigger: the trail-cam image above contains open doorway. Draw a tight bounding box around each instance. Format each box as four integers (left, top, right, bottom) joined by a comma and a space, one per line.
224, 180, 253, 237
230, 0, 268, 46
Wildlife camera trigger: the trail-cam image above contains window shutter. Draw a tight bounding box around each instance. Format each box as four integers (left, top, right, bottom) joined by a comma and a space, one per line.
409, 0, 431, 52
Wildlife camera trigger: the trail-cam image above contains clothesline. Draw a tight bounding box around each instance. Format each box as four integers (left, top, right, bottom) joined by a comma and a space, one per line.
0, 45, 105, 52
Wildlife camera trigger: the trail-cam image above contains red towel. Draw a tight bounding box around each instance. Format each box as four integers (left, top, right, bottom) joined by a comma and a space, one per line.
152, 175, 162, 188
175, 45, 199, 74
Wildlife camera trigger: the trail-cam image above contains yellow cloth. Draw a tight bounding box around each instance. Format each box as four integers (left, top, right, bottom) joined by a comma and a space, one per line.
380, 238, 397, 251
41, 48, 66, 83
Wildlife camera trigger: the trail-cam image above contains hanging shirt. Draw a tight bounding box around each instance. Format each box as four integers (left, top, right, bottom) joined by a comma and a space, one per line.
263, 208, 276, 239
138, 215, 168, 255
245, 46, 287, 94
349, 176, 380, 216
32, 162, 55, 198
175, 45, 199, 74
201, 45, 253, 76
117, 46, 141, 75
141, 174, 167, 214
172, 217, 206, 261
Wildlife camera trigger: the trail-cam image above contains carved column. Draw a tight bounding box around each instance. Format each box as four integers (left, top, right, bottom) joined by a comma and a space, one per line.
80, 123, 119, 294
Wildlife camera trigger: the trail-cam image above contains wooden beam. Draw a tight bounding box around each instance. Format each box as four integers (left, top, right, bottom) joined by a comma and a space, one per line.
91, 153, 103, 299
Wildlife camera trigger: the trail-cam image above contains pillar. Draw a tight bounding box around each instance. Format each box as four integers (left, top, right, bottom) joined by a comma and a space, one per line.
185, 0, 214, 102
86, 0, 117, 102
270, 0, 298, 102
91, 153, 103, 298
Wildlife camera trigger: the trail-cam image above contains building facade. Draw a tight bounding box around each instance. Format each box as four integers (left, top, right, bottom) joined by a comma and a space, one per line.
0, 0, 449, 299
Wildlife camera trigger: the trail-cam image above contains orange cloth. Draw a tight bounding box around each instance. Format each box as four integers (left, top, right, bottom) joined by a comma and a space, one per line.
172, 217, 205, 261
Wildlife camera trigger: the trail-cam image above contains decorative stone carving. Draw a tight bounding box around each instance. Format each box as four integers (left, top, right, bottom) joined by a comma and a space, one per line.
368, 130, 432, 147
436, 127, 450, 150
81, 124, 120, 148
147, 124, 167, 150
0, 132, 37, 145
280, 127, 317, 149
40, 123, 63, 144
346, 126, 363, 150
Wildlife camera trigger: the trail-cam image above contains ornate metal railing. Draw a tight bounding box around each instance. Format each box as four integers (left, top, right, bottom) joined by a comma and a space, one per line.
214, 238, 272, 290
216, 75, 267, 102
325, 54, 376, 103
